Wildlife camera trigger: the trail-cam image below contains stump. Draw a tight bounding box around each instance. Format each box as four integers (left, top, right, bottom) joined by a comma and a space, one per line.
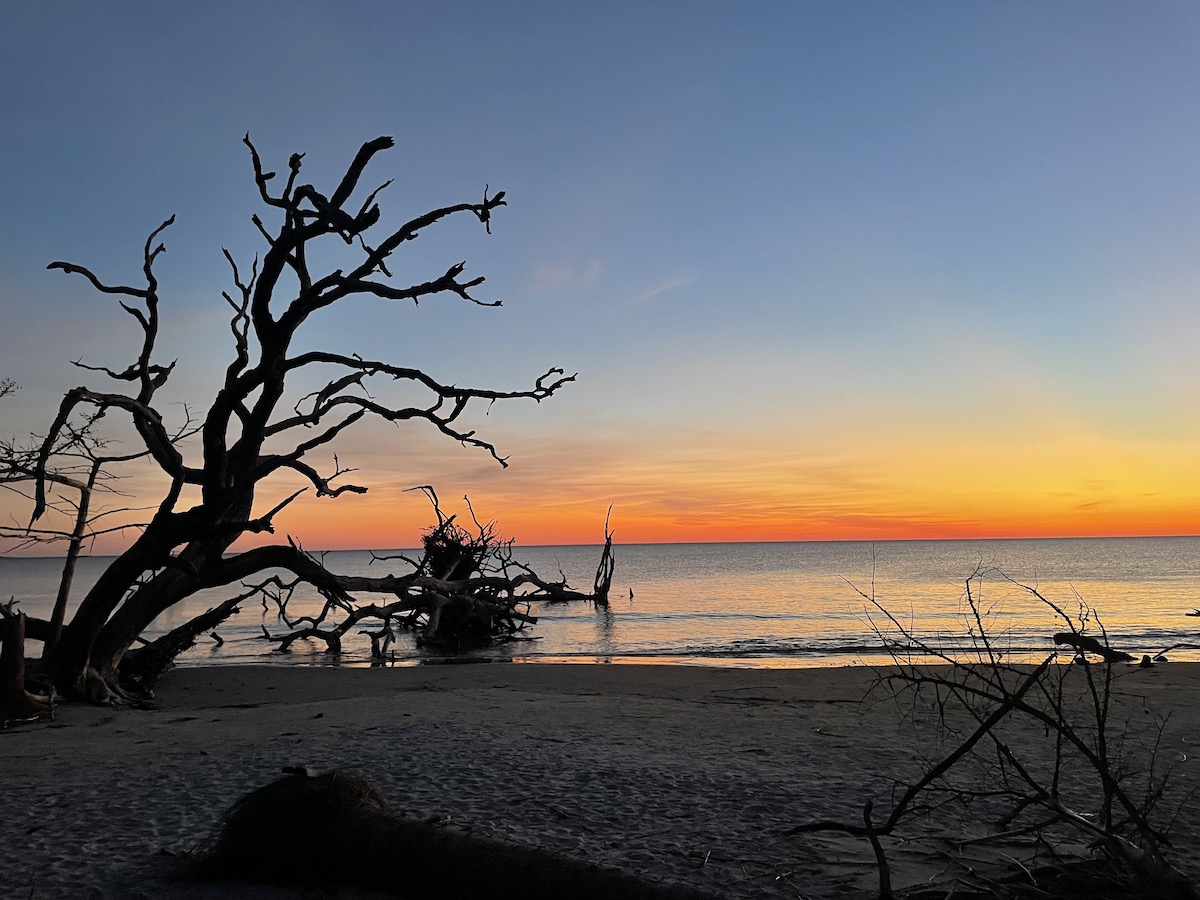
0, 613, 52, 724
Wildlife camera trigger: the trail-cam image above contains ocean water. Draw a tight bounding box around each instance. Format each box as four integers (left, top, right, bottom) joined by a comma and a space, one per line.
2, 536, 1199, 669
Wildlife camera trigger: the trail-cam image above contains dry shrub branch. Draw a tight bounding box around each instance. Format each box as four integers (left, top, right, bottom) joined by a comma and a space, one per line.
789, 562, 1197, 900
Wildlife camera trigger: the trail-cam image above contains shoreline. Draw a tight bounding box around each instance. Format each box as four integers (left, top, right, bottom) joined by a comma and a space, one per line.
5, 663, 1200, 898
166, 651, 915, 672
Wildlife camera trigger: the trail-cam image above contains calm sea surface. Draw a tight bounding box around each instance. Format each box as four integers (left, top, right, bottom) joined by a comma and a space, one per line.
3, 537, 1200, 669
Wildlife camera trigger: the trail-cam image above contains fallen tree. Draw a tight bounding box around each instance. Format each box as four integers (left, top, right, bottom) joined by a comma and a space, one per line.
12, 135, 605, 703
122, 491, 615, 688
265, 513, 612, 655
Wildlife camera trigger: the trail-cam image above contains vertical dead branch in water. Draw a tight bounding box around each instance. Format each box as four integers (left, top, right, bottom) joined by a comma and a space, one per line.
593, 504, 616, 607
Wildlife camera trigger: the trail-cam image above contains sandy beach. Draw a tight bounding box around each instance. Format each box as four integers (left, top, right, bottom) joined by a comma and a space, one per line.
4, 662, 1200, 899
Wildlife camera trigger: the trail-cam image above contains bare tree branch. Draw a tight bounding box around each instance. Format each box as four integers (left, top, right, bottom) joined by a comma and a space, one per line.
18, 136, 600, 703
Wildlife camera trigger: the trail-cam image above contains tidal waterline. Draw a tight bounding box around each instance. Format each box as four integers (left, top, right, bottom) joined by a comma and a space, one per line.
4, 536, 1199, 668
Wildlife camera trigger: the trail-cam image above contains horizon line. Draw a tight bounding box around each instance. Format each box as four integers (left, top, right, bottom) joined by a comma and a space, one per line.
4, 532, 1199, 561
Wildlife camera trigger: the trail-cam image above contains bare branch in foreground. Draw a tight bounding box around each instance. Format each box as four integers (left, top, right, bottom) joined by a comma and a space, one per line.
789, 568, 1197, 899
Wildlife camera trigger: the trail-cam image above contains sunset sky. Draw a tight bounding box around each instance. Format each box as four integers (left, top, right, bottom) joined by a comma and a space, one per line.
2, 2, 1198, 553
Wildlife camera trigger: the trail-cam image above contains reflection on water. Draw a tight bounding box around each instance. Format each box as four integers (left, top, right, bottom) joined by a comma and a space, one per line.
593, 605, 616, 658
3, 536, 1199, 669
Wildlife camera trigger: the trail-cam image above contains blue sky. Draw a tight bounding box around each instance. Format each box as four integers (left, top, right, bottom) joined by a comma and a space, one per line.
2, 2, 1199, 549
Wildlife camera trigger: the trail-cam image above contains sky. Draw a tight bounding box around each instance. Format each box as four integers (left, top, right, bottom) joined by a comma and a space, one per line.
1, 1, 1199, 552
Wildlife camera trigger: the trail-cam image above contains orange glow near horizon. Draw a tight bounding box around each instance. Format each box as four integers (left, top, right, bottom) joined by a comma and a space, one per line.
8, 482, 1197, 558
235, 491, 1199, 552
218, 424, 1200, 552
5, 410, 1198, 557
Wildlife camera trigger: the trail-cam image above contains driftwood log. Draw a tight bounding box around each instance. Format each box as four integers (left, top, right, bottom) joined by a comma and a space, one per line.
191, 769, 719, 900
1052, 632, 1136, 664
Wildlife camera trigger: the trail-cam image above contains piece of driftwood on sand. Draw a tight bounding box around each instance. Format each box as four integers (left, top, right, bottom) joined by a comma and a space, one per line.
190, 768, 719, 900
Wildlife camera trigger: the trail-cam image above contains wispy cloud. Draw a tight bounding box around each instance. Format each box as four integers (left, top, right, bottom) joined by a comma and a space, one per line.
628, 275, 693, 306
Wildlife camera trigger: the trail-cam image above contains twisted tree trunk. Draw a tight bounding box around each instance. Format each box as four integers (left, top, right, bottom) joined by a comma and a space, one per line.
28, 136, 580, 703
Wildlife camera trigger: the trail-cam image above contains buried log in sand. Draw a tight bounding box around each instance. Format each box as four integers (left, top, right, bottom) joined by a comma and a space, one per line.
189, 768, 720, 900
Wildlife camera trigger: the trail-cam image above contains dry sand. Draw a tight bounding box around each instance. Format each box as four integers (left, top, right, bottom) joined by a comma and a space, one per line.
4, 662, 1200, 899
